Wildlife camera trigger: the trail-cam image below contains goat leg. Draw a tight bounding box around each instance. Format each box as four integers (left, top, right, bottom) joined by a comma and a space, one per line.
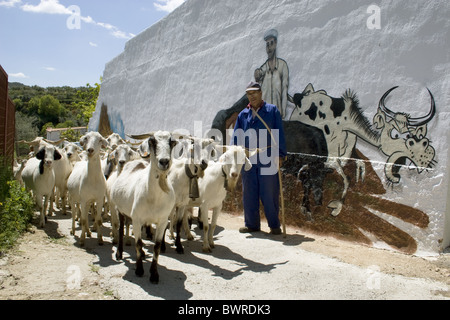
115, 212, 124, 260
150, 240, 161, 284
175, 219, 184, 254
135, 238, 145, 277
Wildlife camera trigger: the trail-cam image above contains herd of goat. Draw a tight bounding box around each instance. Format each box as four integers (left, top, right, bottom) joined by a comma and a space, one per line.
14, 131, 254, 283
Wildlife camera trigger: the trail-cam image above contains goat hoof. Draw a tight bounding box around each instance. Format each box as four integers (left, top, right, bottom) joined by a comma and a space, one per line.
202, 247, 212, 253
135, 267, 144, 277
176, 246, 184, 254
150, 273, 159, 284
115, 252, 122, 260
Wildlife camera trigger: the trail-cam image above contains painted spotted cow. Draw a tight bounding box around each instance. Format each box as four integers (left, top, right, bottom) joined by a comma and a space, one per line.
290, 83, 436, 216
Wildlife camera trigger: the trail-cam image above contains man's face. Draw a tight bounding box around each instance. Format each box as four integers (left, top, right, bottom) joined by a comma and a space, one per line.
246, 90, 263, 109
266, 37, 277, 59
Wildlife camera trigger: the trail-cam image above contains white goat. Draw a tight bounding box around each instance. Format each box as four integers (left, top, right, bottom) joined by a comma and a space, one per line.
106, 133, 126, 151
190, 145, 253, 253
21, 144, 62, 228
64, 142, 82, 164
166, 137, 212, 253
20, 137, 65, 216
105, 144, 139, 244
52, 147, 73, 215
110, 131, 177, 284
67, 132, 108, 246
13, 159, 27, 186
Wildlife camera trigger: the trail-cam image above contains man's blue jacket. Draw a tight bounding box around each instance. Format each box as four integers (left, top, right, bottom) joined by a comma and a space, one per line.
232, 102, 287, 171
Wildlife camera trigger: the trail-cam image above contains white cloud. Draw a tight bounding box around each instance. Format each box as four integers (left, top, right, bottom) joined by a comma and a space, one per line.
0, 0, 21, 8
81, 15, 94, 24
153, 0, 185, 13
89, 42, 98, 47
10, 72, 29, 79
21, 0, 71, 14
18, 0, 134, 39
44, 67, 56, 71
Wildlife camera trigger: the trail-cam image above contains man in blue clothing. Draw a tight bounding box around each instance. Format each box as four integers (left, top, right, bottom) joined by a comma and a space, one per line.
232, 81, 287, 235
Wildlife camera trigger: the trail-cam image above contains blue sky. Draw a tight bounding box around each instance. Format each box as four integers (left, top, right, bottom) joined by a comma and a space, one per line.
0, 0, 186, 87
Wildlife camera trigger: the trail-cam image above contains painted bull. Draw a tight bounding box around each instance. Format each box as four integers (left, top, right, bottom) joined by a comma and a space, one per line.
374, 86, 436, 185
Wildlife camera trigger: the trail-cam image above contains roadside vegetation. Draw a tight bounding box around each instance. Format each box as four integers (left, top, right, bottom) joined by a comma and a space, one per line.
0, 80, 101, 254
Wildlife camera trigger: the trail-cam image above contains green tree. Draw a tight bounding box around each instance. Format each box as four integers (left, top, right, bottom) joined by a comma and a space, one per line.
37, 95, 63, 124
61, 128, 82, 142
75, 79, 101, 124
40, 122, 54, 137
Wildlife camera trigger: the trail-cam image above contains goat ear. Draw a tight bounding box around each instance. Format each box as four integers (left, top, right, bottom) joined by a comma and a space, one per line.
148, 136, 157, 150
170, 137, 178, 149
109, 150, 118, 165
53, 149, 62, 161
101, 138, 109, 149
79, 135, 87, 147
36, 148, 45, 160
139, 142, 150, 158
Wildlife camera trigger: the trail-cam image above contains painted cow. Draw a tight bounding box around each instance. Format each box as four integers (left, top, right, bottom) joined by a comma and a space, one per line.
291, 83, 436, 216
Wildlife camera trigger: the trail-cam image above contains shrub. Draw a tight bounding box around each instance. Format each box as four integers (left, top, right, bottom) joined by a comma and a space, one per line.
0, 164, 34, 255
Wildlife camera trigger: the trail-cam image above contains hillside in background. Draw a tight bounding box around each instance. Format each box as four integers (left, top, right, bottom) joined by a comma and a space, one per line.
9, 81, 100, 152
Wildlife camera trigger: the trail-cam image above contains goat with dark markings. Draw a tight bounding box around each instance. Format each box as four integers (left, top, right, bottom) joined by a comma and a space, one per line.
22, 144, 62, 228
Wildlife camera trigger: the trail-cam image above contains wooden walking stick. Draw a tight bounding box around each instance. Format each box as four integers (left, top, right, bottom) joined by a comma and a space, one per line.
278, 158, 287, 238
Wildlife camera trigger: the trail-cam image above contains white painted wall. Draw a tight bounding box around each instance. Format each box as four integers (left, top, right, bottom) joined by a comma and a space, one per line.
90, 0, 450, 254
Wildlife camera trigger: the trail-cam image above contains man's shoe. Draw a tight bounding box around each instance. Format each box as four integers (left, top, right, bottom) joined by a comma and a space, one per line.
270, 228, 282, 235
239, 227, 260, 233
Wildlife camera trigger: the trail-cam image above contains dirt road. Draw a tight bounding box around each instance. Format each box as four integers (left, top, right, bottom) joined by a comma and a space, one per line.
0, 210, 449, 300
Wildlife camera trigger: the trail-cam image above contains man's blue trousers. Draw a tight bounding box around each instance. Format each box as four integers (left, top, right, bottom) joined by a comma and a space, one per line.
241, 165, 280, 230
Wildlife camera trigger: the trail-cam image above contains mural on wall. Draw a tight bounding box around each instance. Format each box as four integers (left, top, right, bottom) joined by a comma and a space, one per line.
289, 83, 437, 216
255, 29, 290, 120
214, 29, 438, 252
211, 28, 291, 140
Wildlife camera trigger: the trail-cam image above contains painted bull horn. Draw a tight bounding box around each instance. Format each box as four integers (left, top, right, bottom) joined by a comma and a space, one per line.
379, 86, 436, 127
378, 86, 400, 120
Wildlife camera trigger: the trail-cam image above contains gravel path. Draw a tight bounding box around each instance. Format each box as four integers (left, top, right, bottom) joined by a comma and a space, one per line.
0, 209, 449, 300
